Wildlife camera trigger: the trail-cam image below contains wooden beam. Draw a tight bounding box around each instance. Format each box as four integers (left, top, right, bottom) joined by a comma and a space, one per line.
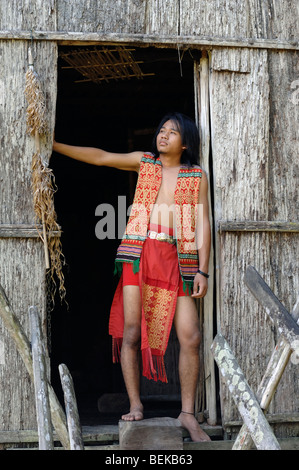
0, 31, 298, 51
211, 334, 280, 450
0, 224, 61, 238
244, 266, 299, 348
29, 306, 54, 450
218, 220, 299, 233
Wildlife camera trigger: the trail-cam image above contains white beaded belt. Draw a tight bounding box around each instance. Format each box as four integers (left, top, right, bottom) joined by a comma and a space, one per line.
147, 230, 175, 244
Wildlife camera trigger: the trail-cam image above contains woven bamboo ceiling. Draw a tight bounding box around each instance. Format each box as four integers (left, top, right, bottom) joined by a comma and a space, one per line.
59, 46, 155, 84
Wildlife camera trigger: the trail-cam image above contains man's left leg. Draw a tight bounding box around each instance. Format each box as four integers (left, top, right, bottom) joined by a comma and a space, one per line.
174, 296, 211, 442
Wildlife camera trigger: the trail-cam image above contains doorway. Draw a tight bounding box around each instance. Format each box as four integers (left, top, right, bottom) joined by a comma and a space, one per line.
50, 45, 199, 424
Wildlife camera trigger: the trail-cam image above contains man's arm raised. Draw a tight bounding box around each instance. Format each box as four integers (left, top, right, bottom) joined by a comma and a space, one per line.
52, 141, 143, 173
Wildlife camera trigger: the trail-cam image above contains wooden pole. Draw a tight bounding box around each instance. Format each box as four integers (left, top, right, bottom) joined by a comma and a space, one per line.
29, 306, 54, 450
211, 333, 280, 450
198, 52, 217, 426
245, 266, 299, 347
59, 364, 84, 450
0, 284, 70, 449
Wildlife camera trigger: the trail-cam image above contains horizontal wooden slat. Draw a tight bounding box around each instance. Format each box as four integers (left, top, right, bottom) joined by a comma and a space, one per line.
0, 30, 298, 50
218, 220, 299, 233
0, 224, 61, 238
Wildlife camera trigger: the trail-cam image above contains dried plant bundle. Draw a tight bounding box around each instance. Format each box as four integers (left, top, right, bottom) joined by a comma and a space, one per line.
25, 68, 47, 136
25, 48, 66, 305
31, 152, 66, 304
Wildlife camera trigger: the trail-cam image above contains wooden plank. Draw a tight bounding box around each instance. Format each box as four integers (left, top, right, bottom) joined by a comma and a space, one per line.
58, 363, 84, 450
29, 306, 54, 450
218, 221, 299, 233
211, 333, 281, 450
195, 53, 217, 425
0, 224, 61, 238
245, 266, 299, 347
119, 417, 183, 450
0, 31, 298, 50
0, 284, 70, 449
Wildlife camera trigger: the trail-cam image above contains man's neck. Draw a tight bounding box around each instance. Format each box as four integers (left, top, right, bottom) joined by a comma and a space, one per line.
159, 153, 182, 168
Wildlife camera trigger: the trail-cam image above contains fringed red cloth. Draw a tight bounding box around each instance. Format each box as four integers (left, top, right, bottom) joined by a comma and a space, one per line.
109, 228, 180, 383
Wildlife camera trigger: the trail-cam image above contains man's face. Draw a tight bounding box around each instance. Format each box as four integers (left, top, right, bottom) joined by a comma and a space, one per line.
156, 120, 184, 156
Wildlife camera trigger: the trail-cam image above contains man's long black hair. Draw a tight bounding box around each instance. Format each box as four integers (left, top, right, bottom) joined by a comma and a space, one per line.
152, 112, 200, 166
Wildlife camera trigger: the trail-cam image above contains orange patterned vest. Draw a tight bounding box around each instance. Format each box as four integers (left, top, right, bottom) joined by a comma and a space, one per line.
115, 153, 202, 290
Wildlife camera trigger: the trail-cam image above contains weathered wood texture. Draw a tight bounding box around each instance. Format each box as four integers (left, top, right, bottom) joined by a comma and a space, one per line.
0, 0, 58, 431
119, 417, 183, 450
59, 363, 84, 450
0, 285, 70, 448
30, 306, 54, 450
210, 47, 299, 437
49, 1, 299, 41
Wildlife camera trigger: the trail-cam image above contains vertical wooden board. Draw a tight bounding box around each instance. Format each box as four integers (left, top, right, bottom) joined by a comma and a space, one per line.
0, 0, 57, 30
0, 239, 46, 430
210, 48, 270, 221
267, 50, 299, 222
56, 0, 179, 36
180, 0, 250, 38
0, 38, 57, 429
0, 40, 57, 223
218, 232, 275, 425
180, 0, 299, 40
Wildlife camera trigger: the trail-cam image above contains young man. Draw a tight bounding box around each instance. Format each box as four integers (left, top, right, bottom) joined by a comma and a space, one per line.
53, 112, 211, 442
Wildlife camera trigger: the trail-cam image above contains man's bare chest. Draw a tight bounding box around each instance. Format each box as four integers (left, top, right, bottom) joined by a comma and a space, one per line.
155, 167, 180, 206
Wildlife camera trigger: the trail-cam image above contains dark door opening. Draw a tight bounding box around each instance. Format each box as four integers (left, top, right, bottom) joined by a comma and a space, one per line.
50, 45, 198, 425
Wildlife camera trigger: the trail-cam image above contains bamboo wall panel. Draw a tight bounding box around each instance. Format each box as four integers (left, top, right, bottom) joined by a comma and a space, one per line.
210, 47, 298, 435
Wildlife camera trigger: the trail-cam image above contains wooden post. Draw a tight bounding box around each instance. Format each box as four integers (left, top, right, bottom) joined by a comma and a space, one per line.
29, 306, 54, 450
244, 266, 299, 348
197, 52, 217, 426
59, 363, 84, 450
0, 284, 70, 449
211, 333, 280, 450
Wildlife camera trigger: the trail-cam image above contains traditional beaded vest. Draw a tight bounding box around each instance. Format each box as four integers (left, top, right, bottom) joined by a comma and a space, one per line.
115, 153, 202, 290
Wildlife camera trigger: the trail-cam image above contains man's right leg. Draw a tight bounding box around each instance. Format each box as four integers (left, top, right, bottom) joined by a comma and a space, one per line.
121, 285, 143, 421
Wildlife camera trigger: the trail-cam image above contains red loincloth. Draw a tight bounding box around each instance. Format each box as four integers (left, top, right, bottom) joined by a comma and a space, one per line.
109, 225, 182, 383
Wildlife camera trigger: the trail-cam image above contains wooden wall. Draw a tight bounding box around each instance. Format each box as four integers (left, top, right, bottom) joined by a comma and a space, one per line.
0, 3, 57, 430
210, 46, 299, 436
0, 0, 298, 433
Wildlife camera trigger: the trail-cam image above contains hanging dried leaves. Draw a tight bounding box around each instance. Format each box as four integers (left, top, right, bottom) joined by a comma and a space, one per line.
25, 68, 47, 136
31, 152, 66, 305
25, 49, 66, 306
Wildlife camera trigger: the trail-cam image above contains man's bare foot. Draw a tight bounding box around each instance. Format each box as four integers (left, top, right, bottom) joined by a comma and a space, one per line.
178, 411, 211, 442
121, 406, 144, 421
